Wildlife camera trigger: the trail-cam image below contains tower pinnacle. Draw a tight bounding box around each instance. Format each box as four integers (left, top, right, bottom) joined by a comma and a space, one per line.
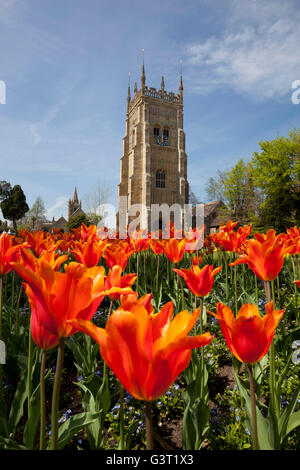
179, 59, 183, 100
141, 48, 146, 90
73, 186, 79, 203
127, 72, 131, 111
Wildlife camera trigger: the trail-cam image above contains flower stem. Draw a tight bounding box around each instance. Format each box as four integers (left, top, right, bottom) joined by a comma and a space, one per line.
264, 281, 278, 422
156, 255, 160, 294
247, 364, 259, 450
0, 274, 3, 343
224, 252, 228, 302
144, 251, 147, 292
119, 383, 125, 450
178, 273, 186, 310
254, 274, 258, 306
0, 274, 3, 395
50, 337, 65, 450
199, 297, 204, 398
27, 324, 34, 425
11, 270, 15, 309
234, 264, 238, 315
136, 253, 139, 293
15, 284, 22, 334
39, 349, 47, 450
145, 400, 154, 450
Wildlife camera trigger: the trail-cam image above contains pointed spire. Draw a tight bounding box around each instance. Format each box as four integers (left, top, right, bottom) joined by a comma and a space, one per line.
127, 72, 131, 110
161, 75, 165, 93
141, 48, 146, 91
134, 82, 137, 95
179, 59, 183, 101
73, 187, 79, 203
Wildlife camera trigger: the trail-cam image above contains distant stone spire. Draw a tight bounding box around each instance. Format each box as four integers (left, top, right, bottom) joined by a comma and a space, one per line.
134, 82, 137, 95
141, 48, 146, 91
179, 60, 183, 101
127, 72, 131, 111
161, 76, 165, 93
73, 186, 79, 203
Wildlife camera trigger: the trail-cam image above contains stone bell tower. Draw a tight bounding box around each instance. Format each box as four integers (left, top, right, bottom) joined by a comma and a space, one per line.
117, 60, 189, 231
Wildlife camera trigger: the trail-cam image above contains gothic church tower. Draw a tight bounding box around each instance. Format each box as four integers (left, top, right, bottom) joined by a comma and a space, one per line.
68, 187, 84, 221
117, 61, 189, 230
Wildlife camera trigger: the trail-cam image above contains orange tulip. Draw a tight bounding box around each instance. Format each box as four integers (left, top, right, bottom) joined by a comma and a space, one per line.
119, 292, 154, 315
219, 220, 239, 233
0, 232, 21, 275
191, 255, 203, 266
185, 226, 204, 253
104, 265, 136, 300
160, 238, 186, 264
208, 302, 284, 364
80, 223, 98, 242
23, 282, 58, 350
68, 301, 214, 401
18, 246, 68, 272
295, 280, 300, 288
129, 229, 150, 252
70, 237, 108, 267
229, 229, 289, 281
150, 239, 164, 256
173, 264, 222, 297
11, 259, 108, 338
21, 230, 57, 256
211, 225, 251, 253
105, 242, 135, 271
278, 227, 300, 256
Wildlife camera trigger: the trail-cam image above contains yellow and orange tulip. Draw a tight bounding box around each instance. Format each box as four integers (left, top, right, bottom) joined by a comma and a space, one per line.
68, 300, 213, 401
208, 302, 284, 364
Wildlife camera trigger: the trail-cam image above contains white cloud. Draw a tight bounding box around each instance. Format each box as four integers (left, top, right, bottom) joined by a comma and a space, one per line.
185, 0, 300, 100
29, 98, 67, 145
45, 196, 68, 220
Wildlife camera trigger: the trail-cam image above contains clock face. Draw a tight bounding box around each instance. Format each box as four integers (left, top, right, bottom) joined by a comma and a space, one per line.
156, 134, 168, 146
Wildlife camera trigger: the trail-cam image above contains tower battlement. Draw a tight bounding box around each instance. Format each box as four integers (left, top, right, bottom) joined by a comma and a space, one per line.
129, 86, 182, 108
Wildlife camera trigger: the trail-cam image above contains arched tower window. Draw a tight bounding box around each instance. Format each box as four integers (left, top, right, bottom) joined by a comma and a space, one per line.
153, 126, 160, 136
163, 127, 169, 138
156, 169, 166, 188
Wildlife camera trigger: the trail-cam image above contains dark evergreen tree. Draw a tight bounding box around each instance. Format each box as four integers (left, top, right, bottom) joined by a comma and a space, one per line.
1, 184, 29, 232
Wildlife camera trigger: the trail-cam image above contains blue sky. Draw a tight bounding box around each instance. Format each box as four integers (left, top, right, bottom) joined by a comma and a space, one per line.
0, 0, 299, 221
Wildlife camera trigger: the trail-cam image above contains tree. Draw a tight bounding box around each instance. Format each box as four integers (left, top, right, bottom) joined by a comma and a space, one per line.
83, 180, 112, 218
206, 170, 227, 202
189, 188, 202, 205
28, 196, 47, 229
86, 213, 102, 226
66, 213, 90, 231
0, 185, 29, 232
206, 162, 261, 226
251, 128, 300, 231
0, 181, 12, 202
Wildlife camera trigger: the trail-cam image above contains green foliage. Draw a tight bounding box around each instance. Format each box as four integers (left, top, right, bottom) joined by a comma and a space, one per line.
251, 128, 300, 231
209, 387, 252, 450
206, 127, 300, 230
0, 184, 29, 232
182, 355, 210, 449
27, 196, 47, 229
66, 213, 90, 230
0, 181, 12, 202
86, 213, 102, 226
